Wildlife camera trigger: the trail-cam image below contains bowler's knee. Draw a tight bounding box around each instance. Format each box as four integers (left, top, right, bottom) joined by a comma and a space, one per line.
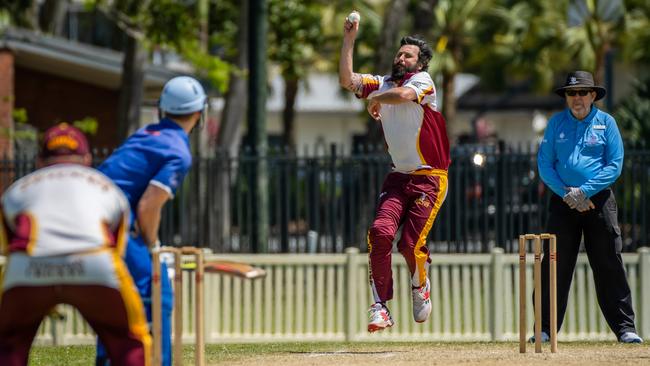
368, 223, 395, 251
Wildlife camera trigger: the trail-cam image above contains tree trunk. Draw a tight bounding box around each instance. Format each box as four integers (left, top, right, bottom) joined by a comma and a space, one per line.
593, 43, 608, 86
282, 77, 298, 149
217, 0, 248, 155
198, 0, 209, 52
116, 34, 146, 142
39, 0, 68, 36
365, 0, 410, 147
212, 0, 249, 251
442, 71, 456, 123
593, 42, 610, 110
374, 0, 409, 73
15, 1, 39, 30
412, 0, 438, 36
0, 51, 14, 192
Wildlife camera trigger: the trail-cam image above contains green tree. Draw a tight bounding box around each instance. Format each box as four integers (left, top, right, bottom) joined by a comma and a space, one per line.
615, 77, 650, 145
0, 0, 38, 29
213, 0, 246, 155
0, 0, 68, 34
621, 0, 650, 65
429, 0, 492, 123
563, 0, 625, 85
410, 0, 438, 35
90, 0, 230, 141
262, 1, 381, 147
365, 0, 409, 145
268, 0, 323, 149
468, 1, 572, 92
39, 0, 68, 35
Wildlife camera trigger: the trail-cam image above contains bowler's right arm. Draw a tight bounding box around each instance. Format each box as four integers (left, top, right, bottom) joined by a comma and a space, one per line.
339, 17, 362, 94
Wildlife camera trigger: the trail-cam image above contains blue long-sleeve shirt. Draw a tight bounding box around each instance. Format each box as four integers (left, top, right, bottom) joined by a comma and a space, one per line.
537, 106, 623, 198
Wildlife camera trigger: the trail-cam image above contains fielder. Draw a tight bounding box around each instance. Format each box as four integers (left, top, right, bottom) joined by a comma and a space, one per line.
339, 14, 450, 331
0, 123, 150, 365
95, 76, 207, 365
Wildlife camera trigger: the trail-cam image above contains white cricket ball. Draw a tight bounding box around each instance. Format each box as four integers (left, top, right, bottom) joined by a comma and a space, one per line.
347, 11, 360, 24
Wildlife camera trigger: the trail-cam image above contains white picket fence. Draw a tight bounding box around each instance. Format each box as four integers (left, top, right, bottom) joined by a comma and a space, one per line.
2, 247, 649, 345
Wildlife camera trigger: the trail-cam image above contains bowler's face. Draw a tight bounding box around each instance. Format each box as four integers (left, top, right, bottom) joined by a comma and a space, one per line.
393, 45, 421, 72
566, 89, 596, 120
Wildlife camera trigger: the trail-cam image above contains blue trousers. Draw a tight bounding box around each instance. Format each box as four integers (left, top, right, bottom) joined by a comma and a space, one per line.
96, 236, 174, 366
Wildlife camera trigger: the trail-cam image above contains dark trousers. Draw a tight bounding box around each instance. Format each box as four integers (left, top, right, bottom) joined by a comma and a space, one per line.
536, 188, 637, 339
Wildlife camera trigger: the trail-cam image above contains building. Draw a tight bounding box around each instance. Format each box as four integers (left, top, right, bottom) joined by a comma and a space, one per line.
0, 27, 177, 155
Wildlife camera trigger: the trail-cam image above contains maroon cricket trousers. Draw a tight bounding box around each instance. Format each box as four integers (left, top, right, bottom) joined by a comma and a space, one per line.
367, 170, 448, 303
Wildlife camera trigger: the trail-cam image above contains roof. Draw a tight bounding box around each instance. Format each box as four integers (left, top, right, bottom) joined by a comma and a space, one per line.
457, 82, 565, 111
0, 27, 178, 94
266, 72, 480, 113
267, 73, 364, 113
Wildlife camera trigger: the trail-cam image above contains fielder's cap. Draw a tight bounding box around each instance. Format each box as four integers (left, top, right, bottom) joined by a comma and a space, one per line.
554, 70, 606, 101
40, 123, 90, 159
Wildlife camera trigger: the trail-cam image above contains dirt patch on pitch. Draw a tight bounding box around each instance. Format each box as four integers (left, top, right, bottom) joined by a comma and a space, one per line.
212, 342, 650, 366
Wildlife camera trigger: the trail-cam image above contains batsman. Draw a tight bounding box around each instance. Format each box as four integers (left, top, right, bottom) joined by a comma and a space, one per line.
95, 76, 208, 365
339, 12, 450, 331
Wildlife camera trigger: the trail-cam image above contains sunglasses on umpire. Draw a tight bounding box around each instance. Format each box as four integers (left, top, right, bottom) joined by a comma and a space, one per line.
565, 89, 593, 97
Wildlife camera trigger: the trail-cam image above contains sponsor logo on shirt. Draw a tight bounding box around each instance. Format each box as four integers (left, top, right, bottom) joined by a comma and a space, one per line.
409, 81, 427, 89
556, 132, 568, 143
593, 124, 606, 130
415, 193, 430, 208
26, 260, 84, 278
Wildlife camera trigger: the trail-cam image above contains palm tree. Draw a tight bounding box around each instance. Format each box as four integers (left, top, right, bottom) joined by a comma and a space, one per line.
429, 0, 492, 123
621, 0, 650, 65
268, 0, 324, 150
563, 0, 625, 85
468, 0, 571, 93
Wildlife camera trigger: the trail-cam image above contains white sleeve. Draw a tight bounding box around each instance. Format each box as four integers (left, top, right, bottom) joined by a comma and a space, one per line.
105, 181, 131, 231
403, 72, 436, 105
1, 186, 20, 227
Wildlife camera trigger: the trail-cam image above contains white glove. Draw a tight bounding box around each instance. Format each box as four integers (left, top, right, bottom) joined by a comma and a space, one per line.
563, 187, 585, 209
575, 198, 595, 212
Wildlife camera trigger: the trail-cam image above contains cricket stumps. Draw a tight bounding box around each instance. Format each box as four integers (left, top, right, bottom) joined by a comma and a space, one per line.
152, 246, 205, 366
519, 233, 557, 353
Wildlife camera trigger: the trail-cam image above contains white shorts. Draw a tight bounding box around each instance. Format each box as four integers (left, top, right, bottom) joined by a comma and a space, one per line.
2, 250, 120, 290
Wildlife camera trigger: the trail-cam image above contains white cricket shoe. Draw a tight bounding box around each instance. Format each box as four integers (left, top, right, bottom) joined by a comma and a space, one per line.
412, 278, 432, 323
367, 303, 394, 332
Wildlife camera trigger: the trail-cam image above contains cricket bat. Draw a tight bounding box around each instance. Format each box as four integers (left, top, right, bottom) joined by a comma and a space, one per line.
182, 260, 266, 279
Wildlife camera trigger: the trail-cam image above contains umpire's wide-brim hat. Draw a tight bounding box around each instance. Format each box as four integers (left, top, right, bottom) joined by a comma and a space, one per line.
554, 70, 606, 101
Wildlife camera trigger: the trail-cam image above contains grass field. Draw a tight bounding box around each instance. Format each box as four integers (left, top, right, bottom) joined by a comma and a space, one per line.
30, 341, 650, 365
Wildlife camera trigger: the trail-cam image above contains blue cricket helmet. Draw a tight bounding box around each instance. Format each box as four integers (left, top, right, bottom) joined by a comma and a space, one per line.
159, 76, 207, 114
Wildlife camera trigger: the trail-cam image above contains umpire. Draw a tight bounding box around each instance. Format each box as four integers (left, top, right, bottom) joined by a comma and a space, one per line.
536, 70, 642, 343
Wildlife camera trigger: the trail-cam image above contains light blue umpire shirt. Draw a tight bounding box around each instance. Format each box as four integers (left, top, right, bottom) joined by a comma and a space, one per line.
537, 106, 624, 198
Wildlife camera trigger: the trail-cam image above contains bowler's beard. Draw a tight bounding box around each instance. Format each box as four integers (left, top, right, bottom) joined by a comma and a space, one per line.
391, 63, 418, 80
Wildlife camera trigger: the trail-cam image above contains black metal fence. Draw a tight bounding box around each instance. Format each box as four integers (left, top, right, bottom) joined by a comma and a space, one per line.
1, 144, 649, 253
162, 143, 650, 254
